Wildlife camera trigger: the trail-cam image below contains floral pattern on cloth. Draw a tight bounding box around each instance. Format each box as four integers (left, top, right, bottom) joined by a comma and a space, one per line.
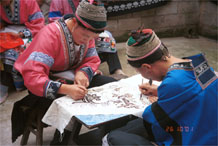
42, 74, 161, 133
71, 82, 150, 109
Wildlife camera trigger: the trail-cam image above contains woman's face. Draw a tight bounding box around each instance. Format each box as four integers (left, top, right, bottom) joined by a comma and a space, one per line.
72, 22, 99, 45
135, 64, 163, 82
135, 66, 152, 80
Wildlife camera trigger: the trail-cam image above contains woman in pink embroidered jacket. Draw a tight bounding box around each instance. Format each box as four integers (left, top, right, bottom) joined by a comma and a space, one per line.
0, 0, 45, 38
48, 0, 79, 23
14, 0, 111, 100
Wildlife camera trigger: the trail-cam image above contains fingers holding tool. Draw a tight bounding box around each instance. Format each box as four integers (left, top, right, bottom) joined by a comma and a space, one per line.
139, 78, 158, 97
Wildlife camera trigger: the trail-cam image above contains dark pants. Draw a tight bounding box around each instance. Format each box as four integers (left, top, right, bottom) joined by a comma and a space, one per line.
1, 64, 15, 89
11, 93, 52, 142
98, 52, 122, 74
89, 74, 117, 88
0, 64, 25, 91
106, 118, 153, 146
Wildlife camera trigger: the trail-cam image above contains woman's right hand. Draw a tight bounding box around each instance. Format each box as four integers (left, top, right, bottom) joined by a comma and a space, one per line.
58, 84, 88, 100
139, 83, 158, 96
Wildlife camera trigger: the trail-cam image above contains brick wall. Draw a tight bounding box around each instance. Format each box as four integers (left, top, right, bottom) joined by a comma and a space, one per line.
106, 0, 217, 41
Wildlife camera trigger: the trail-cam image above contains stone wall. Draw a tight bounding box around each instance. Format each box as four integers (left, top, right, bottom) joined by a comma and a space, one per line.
199, 0, 218, 39
106, 0, 217, 41
39, 0, 217, 40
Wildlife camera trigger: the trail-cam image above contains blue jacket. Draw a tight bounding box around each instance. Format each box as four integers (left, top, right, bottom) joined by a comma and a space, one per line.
143, 54, 218, 145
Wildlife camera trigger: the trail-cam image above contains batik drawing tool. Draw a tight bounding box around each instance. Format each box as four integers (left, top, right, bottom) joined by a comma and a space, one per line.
149, 79, 153, 86
140, 78, 143, 100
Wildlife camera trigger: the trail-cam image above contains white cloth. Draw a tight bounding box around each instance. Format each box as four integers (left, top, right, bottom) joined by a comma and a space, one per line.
42, 74, 161, 133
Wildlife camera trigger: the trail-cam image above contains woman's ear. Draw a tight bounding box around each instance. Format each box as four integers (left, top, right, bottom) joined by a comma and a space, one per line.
141, 64, 151, 70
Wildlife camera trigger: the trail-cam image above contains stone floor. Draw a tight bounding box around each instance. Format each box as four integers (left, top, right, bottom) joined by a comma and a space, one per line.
0, 36, 217, 146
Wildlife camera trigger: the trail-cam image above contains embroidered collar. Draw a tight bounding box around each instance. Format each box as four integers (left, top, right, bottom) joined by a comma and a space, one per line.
168, 61, 193, 72
57, 17, 86, 68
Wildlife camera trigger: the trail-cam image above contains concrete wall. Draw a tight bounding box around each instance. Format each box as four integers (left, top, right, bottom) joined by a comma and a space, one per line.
39, 0, 217, 40
199, 0, 218, 39
106, 0, 217, 41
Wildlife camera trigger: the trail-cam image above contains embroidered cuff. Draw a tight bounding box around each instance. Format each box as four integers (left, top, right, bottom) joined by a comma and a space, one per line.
44, 80, 62, 100
19, 28, 32, 38
80, 67, 94, 82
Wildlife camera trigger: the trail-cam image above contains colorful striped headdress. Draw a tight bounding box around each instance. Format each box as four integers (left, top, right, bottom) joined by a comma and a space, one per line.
126, 29, 162, 61
75, 0, 107, 33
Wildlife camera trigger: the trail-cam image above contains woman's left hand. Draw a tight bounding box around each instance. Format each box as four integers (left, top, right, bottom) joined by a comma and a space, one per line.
147, 96, 158, 103
74, 71, 89, 87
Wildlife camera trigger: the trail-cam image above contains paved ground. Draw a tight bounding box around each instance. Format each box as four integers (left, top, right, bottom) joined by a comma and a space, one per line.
0, 36, 217, 146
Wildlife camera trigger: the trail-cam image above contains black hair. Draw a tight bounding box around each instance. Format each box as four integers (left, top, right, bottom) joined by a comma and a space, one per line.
75, 17, 104, 33
63, 14, 74, 19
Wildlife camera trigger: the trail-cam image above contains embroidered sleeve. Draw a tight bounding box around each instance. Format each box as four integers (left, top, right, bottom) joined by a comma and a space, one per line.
28, 12, 44, 22
24, 0, 45, 37
85, 47, 98, 57
44, 80, 62, 100
80, 67, 94, 82
17, 51, 56, 97
24, 51, 54, 67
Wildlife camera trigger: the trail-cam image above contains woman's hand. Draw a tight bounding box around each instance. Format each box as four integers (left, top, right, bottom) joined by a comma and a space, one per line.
58, 84, 88, 100
139, 83, 158, 96
74, 71, 89, 87
147, 96, 158, 103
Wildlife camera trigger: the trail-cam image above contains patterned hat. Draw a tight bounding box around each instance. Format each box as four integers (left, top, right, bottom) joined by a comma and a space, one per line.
126, 29, 161, 61
75, 0, 107, 33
